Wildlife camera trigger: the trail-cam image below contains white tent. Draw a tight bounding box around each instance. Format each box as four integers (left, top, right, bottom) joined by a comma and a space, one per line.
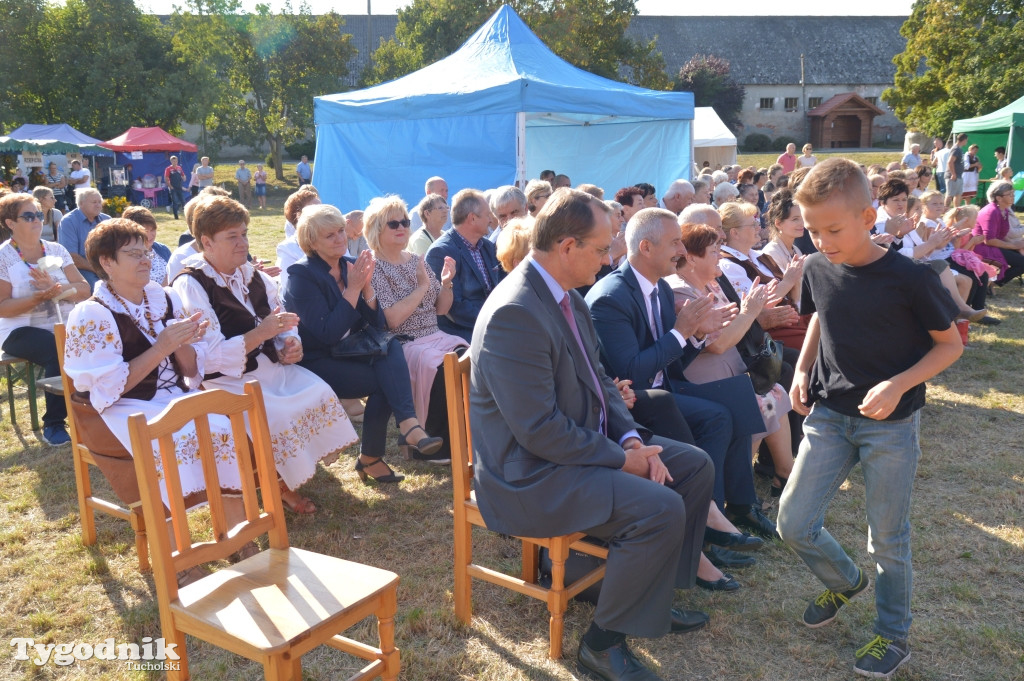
693, 107, 737, 171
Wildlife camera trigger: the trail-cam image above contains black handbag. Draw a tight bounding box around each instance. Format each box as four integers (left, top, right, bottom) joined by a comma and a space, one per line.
331, 325, 398, 362
745, 333, 783, 396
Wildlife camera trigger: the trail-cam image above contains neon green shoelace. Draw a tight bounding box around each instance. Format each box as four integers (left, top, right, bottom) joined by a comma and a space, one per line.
814, 589, 851, 608
856, 635, 892, 660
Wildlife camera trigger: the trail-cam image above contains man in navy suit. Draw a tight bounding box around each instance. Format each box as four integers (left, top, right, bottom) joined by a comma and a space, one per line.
585, 207, 776, 539
425, 188, 504, 342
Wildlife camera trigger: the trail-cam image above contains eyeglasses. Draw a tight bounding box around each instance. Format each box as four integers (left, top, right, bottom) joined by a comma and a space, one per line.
386, 219, 411, 230
429, 204, 449, 212
119, 248, 154, 260
17, 211, 44, 222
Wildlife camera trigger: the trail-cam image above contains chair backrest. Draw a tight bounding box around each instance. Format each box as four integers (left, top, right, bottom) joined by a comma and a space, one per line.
443, 352, 473, 504
126, 380, 287, 604
54, 323, 85, 455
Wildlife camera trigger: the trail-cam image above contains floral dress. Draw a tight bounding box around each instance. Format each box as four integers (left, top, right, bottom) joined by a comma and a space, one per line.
172, 255, 357, 490
64, 281, 241, 507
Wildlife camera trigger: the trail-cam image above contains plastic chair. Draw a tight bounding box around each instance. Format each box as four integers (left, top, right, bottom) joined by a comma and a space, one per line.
1, 352, 40, 431
443, 352, 608, 660
127, 380, 400, 681
54, 324, 150, 572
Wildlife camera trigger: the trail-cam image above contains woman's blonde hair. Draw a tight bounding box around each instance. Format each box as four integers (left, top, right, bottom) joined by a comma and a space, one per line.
296, 204, 346, 256
363, 195, 409, 252
719, 200, 759, 236
495, 217, 534, 272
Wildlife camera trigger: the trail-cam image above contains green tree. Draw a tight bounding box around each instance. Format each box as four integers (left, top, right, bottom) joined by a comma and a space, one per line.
672, 54, 745, 132
883, 0, 1024, 135
362, 0, 668, 90
35, 0, 184, 139
199, 7, 354, 179
0, 0, 49, 131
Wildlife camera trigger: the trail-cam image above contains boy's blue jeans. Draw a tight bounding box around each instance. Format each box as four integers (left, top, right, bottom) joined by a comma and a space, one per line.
778, 403, 921, 641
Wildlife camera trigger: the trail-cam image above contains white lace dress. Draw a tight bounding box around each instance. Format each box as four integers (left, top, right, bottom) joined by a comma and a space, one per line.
64, 281, 241, 506
172, 255, 357, 490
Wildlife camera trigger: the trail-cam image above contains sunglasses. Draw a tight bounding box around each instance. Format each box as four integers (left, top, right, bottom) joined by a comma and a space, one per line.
18, 211, 44, 222
386, 219, 411, 230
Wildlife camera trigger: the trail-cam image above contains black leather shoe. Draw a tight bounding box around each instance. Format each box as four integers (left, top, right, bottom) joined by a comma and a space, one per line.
704, 527, 765, 552
669, 608, 709, 633
577, 638, 664, 680
695, 573, 740, 592
726, 505, 780, 541
704, 544, 757, 569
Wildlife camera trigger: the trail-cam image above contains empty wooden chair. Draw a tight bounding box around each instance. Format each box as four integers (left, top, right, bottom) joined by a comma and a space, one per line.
53, 324, 150, 572
127, 380, 399, 681
443, 352, 608, 660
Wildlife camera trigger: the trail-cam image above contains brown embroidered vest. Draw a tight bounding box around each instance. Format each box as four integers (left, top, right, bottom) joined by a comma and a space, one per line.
178, 266, 279, 379
721, 250, 796, 307
85, 292, 187, 401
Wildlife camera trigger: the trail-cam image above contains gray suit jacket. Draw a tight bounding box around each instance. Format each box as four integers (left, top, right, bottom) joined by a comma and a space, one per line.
469, 259, 643, 538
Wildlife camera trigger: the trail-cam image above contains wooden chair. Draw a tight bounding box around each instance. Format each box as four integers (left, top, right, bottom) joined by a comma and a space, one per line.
53, 324, 150, 572
127, 380, 399, 681
1, 352, 40, 430
443, 352, 608, 660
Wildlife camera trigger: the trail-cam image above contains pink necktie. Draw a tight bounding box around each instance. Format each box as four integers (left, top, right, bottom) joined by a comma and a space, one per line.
559, 293, 606, 435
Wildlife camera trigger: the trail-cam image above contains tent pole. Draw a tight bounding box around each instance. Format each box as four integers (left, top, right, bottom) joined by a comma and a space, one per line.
516, 112, 526, 188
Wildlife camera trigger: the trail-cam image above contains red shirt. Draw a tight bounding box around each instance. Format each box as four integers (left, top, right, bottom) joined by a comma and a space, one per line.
164, 164, 183, 186
777, 152, 797, 174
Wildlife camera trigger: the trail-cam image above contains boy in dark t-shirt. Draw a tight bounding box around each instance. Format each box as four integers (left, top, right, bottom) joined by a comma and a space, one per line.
777, 158, 963, 680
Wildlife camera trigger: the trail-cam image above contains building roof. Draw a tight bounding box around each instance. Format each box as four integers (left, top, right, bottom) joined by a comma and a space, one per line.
806, 92, 886, 118
626, 16, 908, 86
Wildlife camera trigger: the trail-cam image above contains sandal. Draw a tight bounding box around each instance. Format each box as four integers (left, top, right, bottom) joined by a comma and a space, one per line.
770, 475, 789, 498
176, 565, 208, 588
355, 455, 404, 484
279, 485, 317, 514
397, 425, 443, 459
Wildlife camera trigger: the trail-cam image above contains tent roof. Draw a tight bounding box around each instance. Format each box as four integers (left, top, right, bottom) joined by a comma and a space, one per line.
7, 122, 114, 156
693, 107, 736, 148
953, 95, 1024, 134
315, 4, 693, 125
0, 136, 80, 154
101, 126, 198, 152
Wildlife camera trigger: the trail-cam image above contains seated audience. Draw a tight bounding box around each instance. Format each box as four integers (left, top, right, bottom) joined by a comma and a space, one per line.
366, 196, 468, 463
344, 210, 368, 257
275, 187, 322, 293
577, 183, 604, 200
407, 193, 448, 256
173, 196, 358, 513
495, 217, 533, 273
409, 176, 451, 233
524, 179, 552, 217
486, 185, 527, 243
614, 186, 645, 224
58, 187, 109, 289
692, 179, 711, 205
32, 186, 62, 242
167, 186, 231, 280
121, 206, 170, 286
660, 180, 695, 215
0, 192, 90, 445
424, 188, 505, 343
973, 180, 1024, 286
282, 204, 444, 478
712, 181, 739, 207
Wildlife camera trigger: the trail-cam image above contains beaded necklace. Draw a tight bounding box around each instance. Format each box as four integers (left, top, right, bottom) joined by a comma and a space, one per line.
107, 285, 158, 339
10, 239, 44, 269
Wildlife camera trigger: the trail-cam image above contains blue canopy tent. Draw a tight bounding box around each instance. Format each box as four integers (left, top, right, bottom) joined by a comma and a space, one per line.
313, 5, 694, 211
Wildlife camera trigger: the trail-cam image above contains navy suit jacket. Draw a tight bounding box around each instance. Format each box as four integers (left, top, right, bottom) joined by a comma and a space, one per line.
425, 228, 505, 342
281, 252, 384, 362
585, 261, 701, 391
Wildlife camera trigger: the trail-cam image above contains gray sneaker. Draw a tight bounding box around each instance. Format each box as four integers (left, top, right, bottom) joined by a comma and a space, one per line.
802, 568, 869, 628
854, 635, 910, 678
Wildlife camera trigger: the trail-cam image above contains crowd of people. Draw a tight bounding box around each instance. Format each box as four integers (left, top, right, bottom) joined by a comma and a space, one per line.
0, 136, 1018, 680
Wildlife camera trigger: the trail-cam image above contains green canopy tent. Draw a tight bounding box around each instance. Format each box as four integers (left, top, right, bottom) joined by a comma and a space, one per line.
952, 95, 1024, 205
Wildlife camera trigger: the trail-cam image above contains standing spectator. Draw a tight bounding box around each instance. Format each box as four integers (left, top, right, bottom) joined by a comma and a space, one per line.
962, 144, 982, 204
195, 156, 214, 190
295, 154, 312, 186
777, 143, 798, 174
45, 162, 67, 211
123, 163, 135, 205
944, 134, 967, 207
234, 160, 252, 207
67, 159, 91, 207
253, 162, 267, 209
188, 163, 201, 197
901, 144, 922, 170
798, 143, 817, 168
164, 156, 186, 220
932, 138, 950, 194
993, 146, 1009, 176
58, 188, 109, 289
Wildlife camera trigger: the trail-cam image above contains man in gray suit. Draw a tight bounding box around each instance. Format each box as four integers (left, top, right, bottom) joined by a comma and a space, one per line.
470, 189, 715, 681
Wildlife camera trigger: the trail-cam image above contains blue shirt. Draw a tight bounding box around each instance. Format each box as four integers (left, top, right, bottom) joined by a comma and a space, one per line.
295, 161, 311, 181
58, 208, 110, 257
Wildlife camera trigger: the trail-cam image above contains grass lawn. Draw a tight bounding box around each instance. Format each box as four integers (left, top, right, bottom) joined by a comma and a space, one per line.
2, 154, 1022, 680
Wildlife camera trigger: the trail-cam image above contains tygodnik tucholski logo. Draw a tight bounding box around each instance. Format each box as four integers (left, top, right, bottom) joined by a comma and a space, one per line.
10, 636, 181, 670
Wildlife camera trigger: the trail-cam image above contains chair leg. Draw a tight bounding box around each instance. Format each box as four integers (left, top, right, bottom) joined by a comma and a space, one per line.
25, 362, 39, 431
546, 539, 570, 660
377, 586, 400, 681
166, 629, 188, 681
130, 506, 150, 572
72, 449, 97, 547
265, 652, 301, 681
453, 521, 472, 625
6, 364, 16, 426
521, 541, 539, 583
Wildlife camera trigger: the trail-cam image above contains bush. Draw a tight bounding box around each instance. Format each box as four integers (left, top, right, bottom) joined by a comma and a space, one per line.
285, 140, 315, 161
774, 135, 799, 151
743, 133, 772, 152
